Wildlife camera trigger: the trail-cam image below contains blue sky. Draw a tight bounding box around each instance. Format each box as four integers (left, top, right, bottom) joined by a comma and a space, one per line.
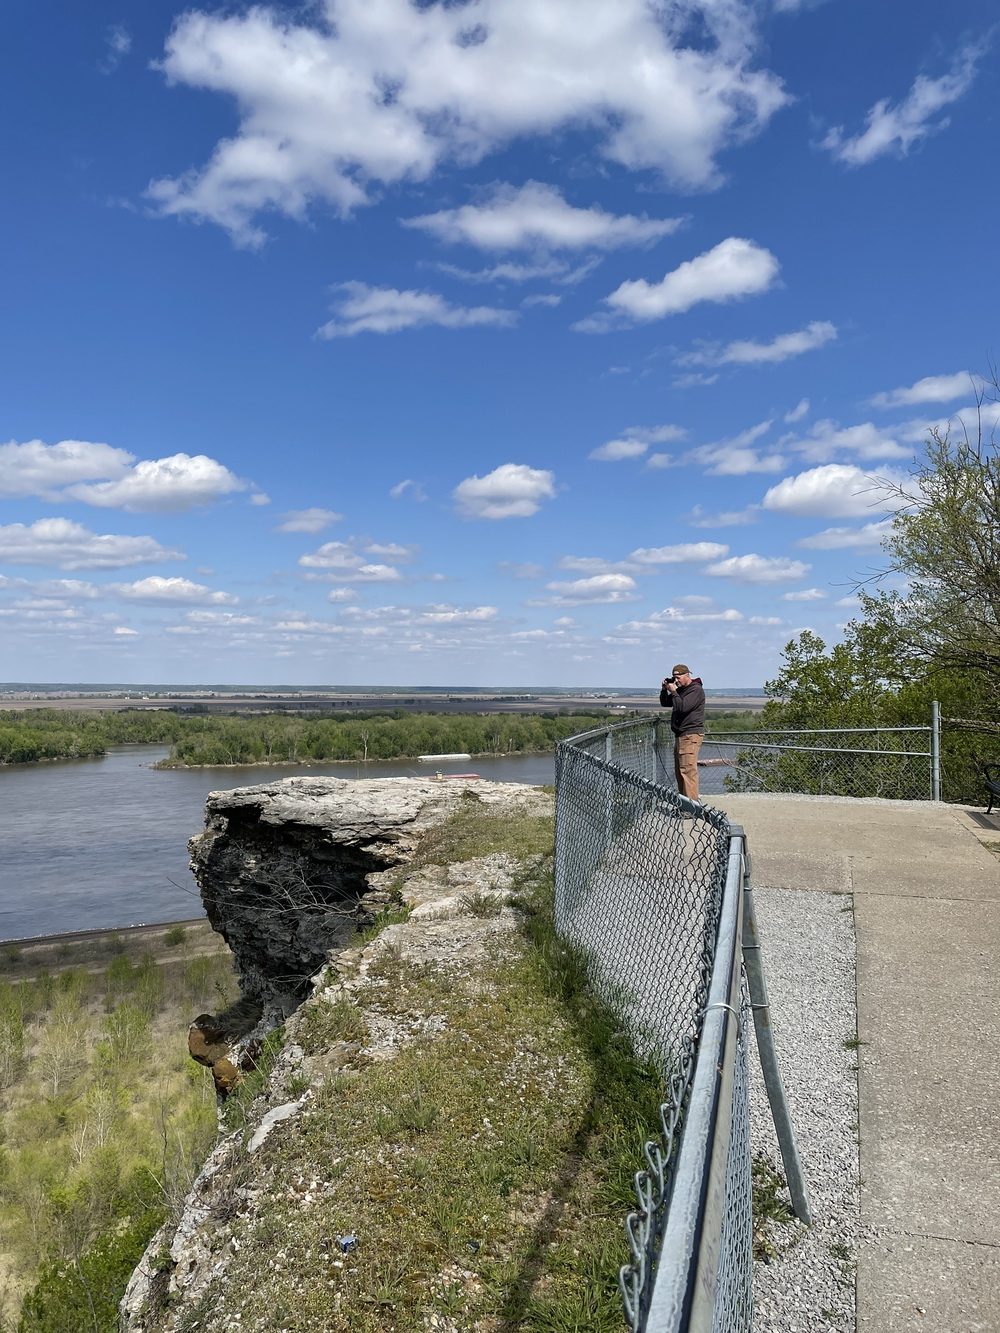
1, 0, 997, 688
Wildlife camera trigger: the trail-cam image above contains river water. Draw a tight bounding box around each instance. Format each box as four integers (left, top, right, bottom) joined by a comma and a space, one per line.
0, 747, 557, 942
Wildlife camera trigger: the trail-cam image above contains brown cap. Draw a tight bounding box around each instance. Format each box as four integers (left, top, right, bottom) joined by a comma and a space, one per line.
671, 663, 690, 677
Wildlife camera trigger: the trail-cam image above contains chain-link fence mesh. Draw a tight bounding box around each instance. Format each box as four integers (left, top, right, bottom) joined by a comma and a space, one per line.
554, 721, 754, 1332
700, 726, 934, 800
710, 981, 754, 1332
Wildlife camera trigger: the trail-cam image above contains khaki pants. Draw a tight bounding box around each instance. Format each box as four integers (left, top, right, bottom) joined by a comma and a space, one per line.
674, 732, 703, 801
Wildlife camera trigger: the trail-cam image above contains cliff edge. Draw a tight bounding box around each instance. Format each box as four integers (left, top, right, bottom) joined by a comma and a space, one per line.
121, 775, 654, 1332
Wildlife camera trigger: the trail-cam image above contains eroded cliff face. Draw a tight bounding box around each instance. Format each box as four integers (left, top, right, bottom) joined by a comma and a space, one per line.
122, 775, 553, 1331
188, 776, 535, 1011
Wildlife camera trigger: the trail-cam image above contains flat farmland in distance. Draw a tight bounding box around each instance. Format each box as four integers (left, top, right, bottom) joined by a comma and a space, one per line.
0, 690, 766, 716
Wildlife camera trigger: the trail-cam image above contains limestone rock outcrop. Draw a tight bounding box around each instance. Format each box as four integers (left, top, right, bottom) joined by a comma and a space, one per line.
189, 776, 547, 1010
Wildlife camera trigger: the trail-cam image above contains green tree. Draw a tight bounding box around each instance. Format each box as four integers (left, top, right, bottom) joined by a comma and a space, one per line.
868, 386, 1000, 691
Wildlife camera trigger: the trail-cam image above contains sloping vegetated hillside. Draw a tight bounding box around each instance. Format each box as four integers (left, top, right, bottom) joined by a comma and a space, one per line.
0, 929, 237, 1331
122, 789, 663, 1332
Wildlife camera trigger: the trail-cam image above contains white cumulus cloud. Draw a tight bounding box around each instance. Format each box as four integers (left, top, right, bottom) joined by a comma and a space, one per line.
0, 519, 183, 570
109, 576, 236, 605
789, 419, 910, 463
595, 237, 779, 326
148, 1, 787, 246
390, 479, 427, 502
453, 463, 556, 520
0, 439, 133, 498
762, 464, 905, 517
619, 605, 744, 628
68, 453, 247, 511
299, 541, 405, 581
534, 573, 639, 605
629, 543, 729, 564
868, 371, 978, 409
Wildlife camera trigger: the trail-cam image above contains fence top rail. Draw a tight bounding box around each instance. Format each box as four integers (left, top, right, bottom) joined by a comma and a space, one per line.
558, 717, 655, 747
702, 739, 931, 759
709, 724, 931, 736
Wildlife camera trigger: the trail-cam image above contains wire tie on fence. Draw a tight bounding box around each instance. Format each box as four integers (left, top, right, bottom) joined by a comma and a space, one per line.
703, 1001, 741, 1034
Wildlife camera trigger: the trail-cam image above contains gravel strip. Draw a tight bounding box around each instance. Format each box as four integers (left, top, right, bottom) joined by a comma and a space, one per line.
749, 886, 862, 1333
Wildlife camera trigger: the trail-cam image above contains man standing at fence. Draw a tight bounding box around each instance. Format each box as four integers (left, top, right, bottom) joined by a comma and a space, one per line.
660, 664, 705, 801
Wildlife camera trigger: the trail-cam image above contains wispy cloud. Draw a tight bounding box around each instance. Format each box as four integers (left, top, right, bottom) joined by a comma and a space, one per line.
317, 283, 516, 337
275, 508, 343, 534
822, 45, 982, 166
99, 24, 131, 74
679, 320, 836, 368
407, 182, 682, 251
390, 479, 427, 502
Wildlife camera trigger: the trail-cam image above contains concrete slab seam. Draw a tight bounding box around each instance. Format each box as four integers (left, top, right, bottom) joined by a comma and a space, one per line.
877, 1227, 1000, 1252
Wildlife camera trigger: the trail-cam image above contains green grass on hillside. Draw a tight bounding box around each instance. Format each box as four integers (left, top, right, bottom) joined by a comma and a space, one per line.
0, 945, 238, 1331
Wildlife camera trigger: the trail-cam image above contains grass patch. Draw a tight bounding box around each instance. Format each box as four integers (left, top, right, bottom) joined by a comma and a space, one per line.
751, 1154, 796, 1261
458, 891, 504, 918
298, 995, 370, 1055
220, 1026, 287, 1133
411, 798, 554, 868
357, 905, 412, 944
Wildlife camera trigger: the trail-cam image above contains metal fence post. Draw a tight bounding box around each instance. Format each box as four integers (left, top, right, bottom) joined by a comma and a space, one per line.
735, 828, 812, 1226
931, 699, 941, 801
604, 730, 614, 854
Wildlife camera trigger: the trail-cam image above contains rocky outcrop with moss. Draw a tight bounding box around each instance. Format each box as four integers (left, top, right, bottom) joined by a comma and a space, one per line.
119, 776, 660, 1332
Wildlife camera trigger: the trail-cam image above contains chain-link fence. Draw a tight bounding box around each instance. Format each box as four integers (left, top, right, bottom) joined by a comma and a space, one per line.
699, 724, 936, 800
555, 723, 747, 1331
555, 719, 807, 1333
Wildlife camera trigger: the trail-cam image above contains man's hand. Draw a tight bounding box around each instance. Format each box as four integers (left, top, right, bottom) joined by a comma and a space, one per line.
662, 677, 677, 693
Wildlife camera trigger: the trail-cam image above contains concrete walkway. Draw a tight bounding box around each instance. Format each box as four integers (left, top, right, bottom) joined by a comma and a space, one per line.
712, 794, 1000, 1333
